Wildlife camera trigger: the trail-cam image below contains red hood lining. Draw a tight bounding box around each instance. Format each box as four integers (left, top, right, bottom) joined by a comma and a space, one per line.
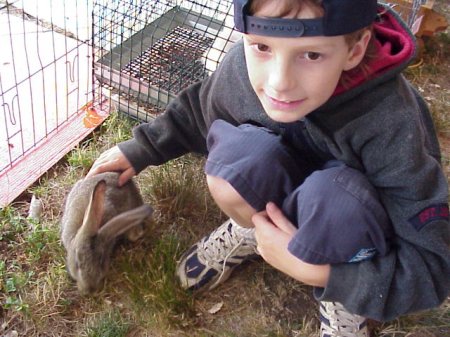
333, 8, 416, 96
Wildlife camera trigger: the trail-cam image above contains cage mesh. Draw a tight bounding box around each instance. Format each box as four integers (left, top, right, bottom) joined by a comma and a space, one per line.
122, 26, 213, 92
0, 0, 100, 206
92, 0, 235, 122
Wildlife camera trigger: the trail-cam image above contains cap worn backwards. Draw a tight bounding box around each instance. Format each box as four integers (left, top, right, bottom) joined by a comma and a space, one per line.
233, 0, 378, 38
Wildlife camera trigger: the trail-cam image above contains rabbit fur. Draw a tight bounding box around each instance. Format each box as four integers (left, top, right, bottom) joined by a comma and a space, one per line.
61, 172, 153, 294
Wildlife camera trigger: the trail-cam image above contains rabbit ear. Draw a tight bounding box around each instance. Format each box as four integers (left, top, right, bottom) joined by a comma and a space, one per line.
97, 204, 153, 240
80, 180, 107, 235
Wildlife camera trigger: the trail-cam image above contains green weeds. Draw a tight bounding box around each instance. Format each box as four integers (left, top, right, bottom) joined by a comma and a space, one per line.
0, 203, 64, 321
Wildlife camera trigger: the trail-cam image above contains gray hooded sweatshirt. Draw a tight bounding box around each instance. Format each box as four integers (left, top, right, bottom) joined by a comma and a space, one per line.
118, 7, 450, 321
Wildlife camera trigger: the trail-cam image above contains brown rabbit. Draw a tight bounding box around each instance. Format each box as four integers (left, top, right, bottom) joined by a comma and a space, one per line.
60, 172, 153, 294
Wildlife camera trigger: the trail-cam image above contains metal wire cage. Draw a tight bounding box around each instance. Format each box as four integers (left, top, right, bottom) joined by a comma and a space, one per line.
0, 0, 100, 207
92, 0, 236, 121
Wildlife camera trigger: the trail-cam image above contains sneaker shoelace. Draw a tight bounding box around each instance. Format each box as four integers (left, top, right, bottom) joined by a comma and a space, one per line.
198, 222, 256, 287
320, 302, 368, 337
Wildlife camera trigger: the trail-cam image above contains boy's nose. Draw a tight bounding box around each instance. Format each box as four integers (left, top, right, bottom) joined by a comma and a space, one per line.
267, 58, 296, 94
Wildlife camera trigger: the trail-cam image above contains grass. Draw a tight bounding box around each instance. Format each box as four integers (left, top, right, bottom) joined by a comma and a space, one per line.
113, 233, 195, 324
85, 310, 132, 337
2, 15, 450, 337
404, 30, 450, 136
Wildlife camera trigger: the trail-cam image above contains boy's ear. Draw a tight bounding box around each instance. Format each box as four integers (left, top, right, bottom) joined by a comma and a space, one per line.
343, 29, 372, 71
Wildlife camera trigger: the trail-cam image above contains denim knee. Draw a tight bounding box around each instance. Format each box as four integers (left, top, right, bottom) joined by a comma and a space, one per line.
283, 163, 393, 264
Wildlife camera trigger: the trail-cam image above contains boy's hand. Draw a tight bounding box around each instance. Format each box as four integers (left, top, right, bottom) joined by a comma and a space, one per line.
252, 202, 296, 263
86, 146, 136, 186
252, 202, 330, 287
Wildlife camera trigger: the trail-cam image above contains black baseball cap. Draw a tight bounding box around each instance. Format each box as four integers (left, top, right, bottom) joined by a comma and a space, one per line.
233, 0, 378, 37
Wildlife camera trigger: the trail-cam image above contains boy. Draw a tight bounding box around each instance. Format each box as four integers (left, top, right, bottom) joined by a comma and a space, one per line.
88, 0, 450, 336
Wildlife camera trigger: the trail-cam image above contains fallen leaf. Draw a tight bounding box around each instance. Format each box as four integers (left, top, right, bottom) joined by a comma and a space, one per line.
208, 301, 224, 314
83, 107, 103, 128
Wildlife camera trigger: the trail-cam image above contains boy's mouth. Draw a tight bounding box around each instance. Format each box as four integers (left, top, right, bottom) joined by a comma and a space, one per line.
266, 94, 305, 110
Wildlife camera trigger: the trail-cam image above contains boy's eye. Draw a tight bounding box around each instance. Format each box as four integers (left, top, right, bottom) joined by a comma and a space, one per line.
304, 51, 322, 61
255, 43, 270, 52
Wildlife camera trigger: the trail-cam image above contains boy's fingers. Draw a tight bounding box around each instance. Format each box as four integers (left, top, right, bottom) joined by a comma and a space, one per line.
252, 211, 273, 228
86, 160, 119, 178
118, 167, 136, 187
265, 202, 297, 235
85, 165, 101, 178
252, 212, 276, 251
86, 146, 135, 182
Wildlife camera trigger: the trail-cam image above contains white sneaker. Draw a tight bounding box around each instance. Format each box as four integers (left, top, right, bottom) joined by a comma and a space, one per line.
320, 301, 369, 337
176, 218, 259, 291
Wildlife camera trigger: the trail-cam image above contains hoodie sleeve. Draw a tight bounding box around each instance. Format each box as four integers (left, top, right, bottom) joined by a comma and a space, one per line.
118, 79, 211, 173
314, 79, 450, 322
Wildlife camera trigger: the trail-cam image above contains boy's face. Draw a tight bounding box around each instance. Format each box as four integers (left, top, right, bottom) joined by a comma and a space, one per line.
243, 2, 368, 123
